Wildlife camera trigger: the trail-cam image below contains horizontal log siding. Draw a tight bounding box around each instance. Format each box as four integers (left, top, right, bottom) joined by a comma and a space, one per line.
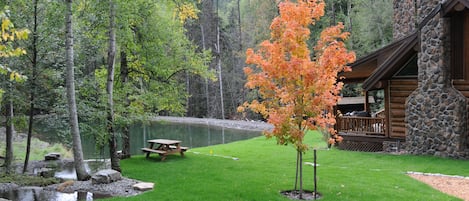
389, 79, 418, 138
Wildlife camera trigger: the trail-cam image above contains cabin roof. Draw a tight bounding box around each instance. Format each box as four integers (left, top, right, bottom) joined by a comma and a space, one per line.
340, 36, 408, 83
362, 32, 419, 91
342, 32, 418, 90
442, 0, 469, 16
344, 0, 469, 91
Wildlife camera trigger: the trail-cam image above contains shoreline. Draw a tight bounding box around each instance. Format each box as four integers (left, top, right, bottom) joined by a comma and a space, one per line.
152, 116, 273, 132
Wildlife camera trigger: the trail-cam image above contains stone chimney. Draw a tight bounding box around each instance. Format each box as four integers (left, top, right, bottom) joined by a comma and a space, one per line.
405, 0, 468, 158
393, 0, 417, 40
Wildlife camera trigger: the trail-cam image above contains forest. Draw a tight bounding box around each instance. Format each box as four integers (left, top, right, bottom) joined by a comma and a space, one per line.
0, 0, 392, 176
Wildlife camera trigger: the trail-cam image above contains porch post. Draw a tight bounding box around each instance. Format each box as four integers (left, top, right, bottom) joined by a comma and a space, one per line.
364, 90, 370, 113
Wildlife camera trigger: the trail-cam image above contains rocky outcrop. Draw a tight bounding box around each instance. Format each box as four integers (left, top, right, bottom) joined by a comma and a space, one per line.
91, 169, 122, 184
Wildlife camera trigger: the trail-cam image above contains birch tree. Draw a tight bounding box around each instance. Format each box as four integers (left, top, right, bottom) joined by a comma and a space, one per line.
106, 0, 120, 172
65, 0, 89, 181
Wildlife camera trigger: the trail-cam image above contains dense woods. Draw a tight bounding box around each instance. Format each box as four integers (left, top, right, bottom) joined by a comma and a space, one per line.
0, 0, 392, 175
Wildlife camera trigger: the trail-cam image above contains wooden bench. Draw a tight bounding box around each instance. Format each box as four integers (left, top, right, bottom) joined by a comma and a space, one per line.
169, 145, 189, 152
141, 148, 167, 159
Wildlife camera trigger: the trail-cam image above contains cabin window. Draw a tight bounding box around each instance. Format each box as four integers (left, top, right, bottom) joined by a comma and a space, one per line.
394, 54, 418, 77
451, 10, 469, 80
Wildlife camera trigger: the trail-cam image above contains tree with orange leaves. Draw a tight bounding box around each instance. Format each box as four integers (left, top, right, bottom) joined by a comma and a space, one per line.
238, 0, 355, 198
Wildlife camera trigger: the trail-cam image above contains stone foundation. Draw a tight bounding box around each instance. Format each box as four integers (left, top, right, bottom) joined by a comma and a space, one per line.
383, 140, 406, 153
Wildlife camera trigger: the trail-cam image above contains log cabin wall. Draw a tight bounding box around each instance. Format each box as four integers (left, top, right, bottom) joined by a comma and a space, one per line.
451, 10, 469, 150
387, 79, 418, 139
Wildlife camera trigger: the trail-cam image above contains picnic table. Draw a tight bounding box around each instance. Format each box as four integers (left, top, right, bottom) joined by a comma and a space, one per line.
141, 139, 188, 161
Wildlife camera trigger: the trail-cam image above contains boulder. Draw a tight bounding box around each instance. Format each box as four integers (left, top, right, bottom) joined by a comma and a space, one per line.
132, 182, 154, 191
37, 168, 55, 178
44, 153, 61, 161
91, 169, 122, 184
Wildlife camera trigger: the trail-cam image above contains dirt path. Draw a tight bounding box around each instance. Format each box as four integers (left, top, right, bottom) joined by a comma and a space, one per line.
408, 172, 469, 201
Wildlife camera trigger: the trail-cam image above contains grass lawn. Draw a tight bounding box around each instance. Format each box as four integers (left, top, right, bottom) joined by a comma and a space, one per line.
110, 131, 468, 201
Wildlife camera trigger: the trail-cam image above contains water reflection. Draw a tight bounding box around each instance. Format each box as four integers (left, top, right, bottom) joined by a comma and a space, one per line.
81, 121, 261, 159
53, 160, 109, 180
34, 120, 261, 159
0, 188, 111, 201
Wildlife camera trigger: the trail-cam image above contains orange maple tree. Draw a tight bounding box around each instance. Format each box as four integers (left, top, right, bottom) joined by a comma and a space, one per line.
238, 0, 355, 196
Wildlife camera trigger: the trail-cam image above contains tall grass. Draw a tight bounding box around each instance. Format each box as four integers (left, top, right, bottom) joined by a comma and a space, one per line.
110, 131, 467, 201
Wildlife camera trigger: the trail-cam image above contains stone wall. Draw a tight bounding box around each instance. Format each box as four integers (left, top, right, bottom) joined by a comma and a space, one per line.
393, 0, 417, 40
383, 140, 406, 153
405, 0, 468, 158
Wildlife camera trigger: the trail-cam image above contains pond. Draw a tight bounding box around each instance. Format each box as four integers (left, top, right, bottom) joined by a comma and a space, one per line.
37, 120, 262, 160
0, 120, 262, 201
0, 188, 111, 201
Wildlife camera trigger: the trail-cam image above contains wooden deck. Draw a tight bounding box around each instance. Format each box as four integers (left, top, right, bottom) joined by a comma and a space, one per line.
336, 116, 386, 136
336, 116, 390, 152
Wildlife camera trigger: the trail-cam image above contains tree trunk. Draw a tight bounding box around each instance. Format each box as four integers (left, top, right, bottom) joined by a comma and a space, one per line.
299, 150, 303, 199
4, 95, 14, 175
23, 0, 39, 174
331, 1, 336, 26
65, 0, 90, 181
120, 50, 131, 159
200, 23, 210, 117
294, 150, 299, 190
216, 0, 225, 119
237, 0, 242, 51
107, 0, 120, 172
186, 71, 190, 113
346, 0, 353, 48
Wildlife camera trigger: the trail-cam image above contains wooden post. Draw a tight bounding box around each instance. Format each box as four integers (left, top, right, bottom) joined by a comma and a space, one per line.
384, 81, 391, 138
314, 149, 317, 200
364, 90, 370, 113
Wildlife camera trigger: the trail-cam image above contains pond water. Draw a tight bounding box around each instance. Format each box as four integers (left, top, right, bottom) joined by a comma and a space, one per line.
0, 188, 111, 201
0, 160, 112, 201
79, 121, 262, 159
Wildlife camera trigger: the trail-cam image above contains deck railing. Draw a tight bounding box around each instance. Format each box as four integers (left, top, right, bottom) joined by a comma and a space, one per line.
336, 116, 385, 136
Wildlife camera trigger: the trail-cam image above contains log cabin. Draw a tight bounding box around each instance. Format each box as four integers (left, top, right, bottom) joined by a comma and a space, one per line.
336, 0, 469, 158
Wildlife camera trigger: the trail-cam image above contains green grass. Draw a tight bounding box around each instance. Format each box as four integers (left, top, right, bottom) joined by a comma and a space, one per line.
110, 131, 468, 201
0, 174, 59, 186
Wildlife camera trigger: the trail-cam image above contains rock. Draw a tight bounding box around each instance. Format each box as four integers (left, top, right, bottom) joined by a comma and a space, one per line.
117, 150, 122, 159
38, 168, 55, 178
132, 182, 154, 191
0, 183, 19, 194
0, 198, 11, 201
44, 153, 61, 161
92, 169, 122, 184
